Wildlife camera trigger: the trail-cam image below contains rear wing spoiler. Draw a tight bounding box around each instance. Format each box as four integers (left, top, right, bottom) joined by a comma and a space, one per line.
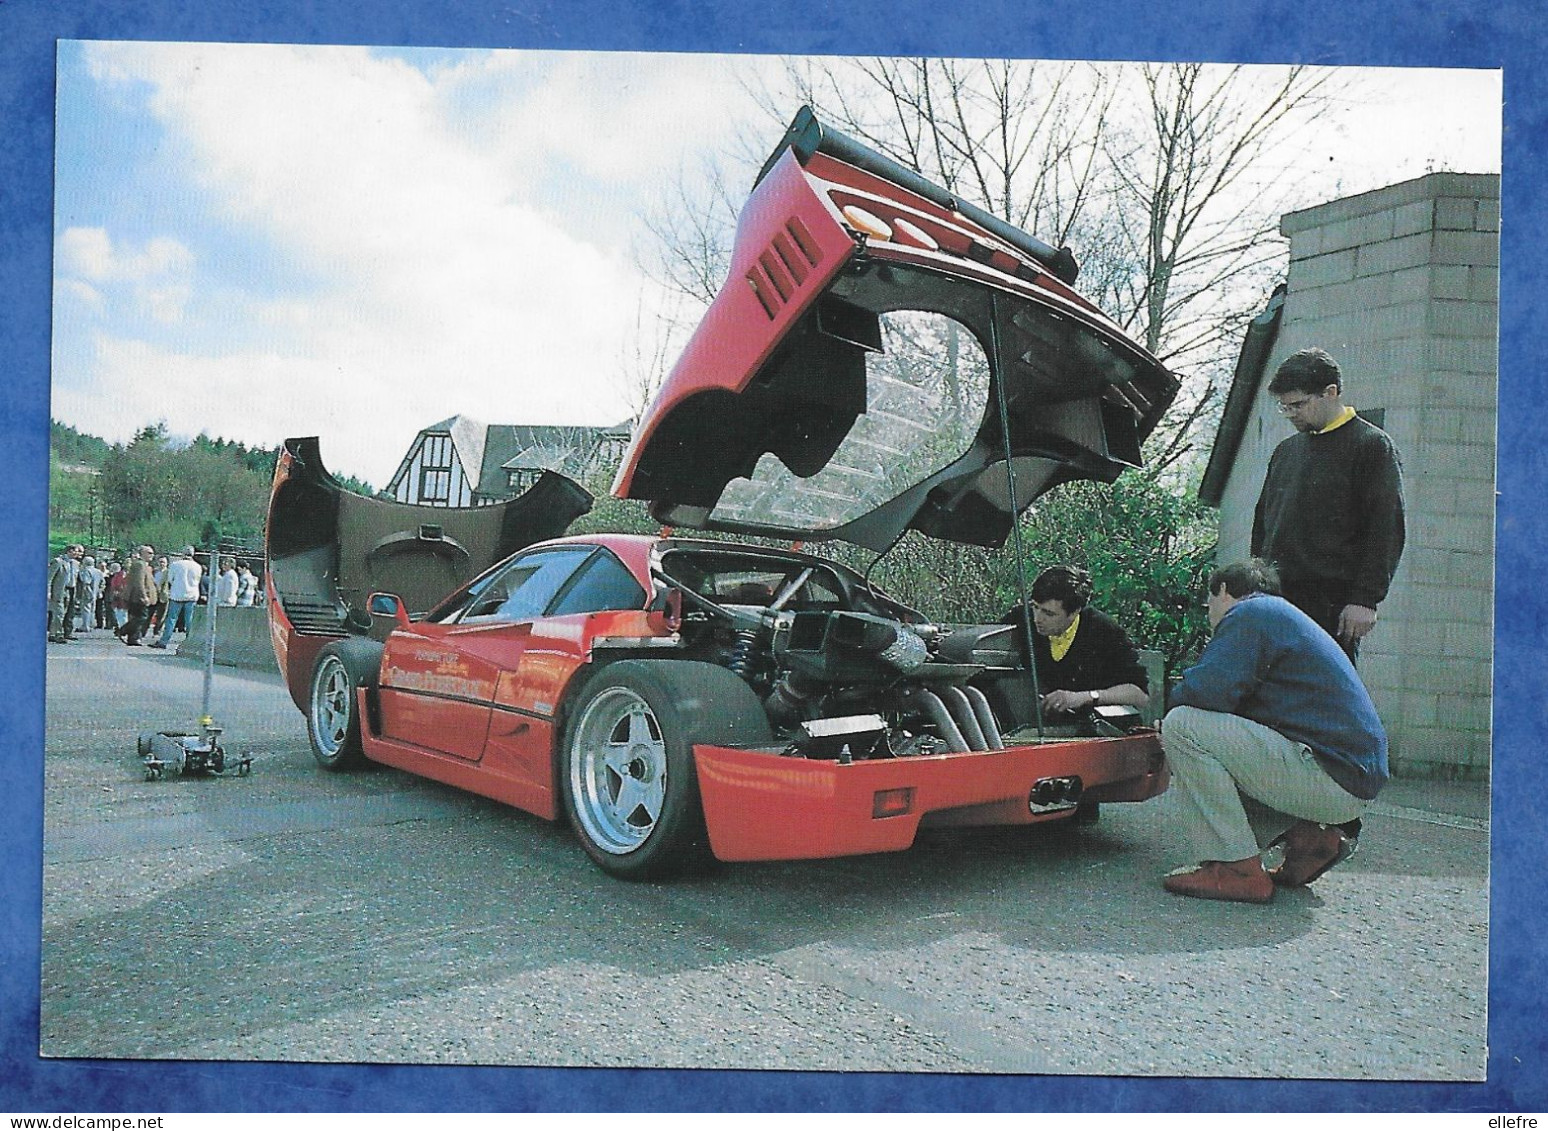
754, 105, 1081, 286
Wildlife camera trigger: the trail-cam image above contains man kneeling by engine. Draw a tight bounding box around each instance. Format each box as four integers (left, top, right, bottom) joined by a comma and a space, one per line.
1160, 559, 1387, 904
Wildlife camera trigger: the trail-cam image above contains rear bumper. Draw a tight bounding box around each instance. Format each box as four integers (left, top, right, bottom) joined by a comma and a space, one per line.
694, 733, 1168, 862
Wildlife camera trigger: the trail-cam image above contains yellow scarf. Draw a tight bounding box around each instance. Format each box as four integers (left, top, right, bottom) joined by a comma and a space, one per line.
1049, 613, 1080, 661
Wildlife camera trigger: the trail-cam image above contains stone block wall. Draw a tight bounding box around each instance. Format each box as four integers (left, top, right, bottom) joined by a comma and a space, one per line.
1215, 173, 1498, 779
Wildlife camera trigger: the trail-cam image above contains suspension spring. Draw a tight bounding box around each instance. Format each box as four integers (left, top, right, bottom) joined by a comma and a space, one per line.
727, 628, 759, 680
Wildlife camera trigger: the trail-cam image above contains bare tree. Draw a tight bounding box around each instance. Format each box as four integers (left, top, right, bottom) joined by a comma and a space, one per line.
764, 56, 1115, 251
640, 57, 1116, 312
1094, 64, 1339, 472
774, 60, 1339, 474
630, 148, 763, 414
637, 152, 745, 309
637, 58, 1340, 477
611, 284, 692, 427
1104, 65, 1332, 353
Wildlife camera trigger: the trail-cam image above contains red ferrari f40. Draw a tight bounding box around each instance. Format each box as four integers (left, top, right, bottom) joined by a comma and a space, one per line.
266, 107, 1181, 880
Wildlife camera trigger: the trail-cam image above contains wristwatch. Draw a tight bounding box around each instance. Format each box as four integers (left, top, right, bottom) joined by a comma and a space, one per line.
1089, 689, 1101, 705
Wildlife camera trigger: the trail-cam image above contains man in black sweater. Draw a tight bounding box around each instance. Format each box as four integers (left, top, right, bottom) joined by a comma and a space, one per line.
1252, 348, 1405, 661
1005, 565, 1149, 718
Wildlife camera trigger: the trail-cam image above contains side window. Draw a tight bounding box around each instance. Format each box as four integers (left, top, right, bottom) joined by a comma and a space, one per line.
460, 548, 592, 622
549, 552, 647, 616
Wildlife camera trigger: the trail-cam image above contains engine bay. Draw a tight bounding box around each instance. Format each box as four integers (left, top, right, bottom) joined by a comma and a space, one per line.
652, 543, 1140, 761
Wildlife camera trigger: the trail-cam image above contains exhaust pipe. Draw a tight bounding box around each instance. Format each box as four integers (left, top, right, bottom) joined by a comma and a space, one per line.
960, 685, 1004, 750
917, 685, 1008, 753
915, 689, 969, 753
1029, 776, 1083, 813
939, 686, 988, 751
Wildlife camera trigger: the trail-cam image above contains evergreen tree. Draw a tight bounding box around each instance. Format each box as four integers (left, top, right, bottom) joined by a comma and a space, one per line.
49, 420, 380, 556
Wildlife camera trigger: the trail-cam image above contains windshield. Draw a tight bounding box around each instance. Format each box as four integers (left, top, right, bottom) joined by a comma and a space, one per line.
708, 309, 990, 532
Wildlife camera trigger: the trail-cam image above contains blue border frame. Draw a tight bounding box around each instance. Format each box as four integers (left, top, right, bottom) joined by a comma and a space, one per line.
4, 0, 1540, 1113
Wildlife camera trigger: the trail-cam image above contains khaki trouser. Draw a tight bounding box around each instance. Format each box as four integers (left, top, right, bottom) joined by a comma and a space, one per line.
1161, 705, 1368, 862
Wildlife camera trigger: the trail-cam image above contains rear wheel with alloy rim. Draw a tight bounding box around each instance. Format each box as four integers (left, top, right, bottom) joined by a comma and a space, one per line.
306, 639, 382, 770
561, 660, 771, 881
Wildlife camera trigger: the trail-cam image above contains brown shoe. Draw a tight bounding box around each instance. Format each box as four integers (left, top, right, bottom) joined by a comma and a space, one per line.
1163, 857, 1274, 904
1268, 821, 1350, 887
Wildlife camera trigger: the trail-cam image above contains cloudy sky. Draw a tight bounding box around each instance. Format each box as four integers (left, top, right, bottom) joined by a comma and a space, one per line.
51, 43, 1501, 489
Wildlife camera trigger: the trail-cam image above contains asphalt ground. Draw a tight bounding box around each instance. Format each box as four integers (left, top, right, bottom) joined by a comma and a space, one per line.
38, 626, 1489, 1079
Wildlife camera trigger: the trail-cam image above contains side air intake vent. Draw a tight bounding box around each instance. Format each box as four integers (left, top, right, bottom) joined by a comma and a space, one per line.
746, 217, 823, 320
281, 598, 348, 636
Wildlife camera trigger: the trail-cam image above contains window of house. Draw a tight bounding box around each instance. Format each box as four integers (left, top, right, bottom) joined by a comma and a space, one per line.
422, 433, 452, 466
419, 433, 453, 502
420, 469, 451, 501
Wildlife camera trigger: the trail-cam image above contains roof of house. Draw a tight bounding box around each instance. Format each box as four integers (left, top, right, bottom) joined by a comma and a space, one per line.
1197, 285, 1285, 507
500, 443, 580, 471
389, 414, 632, 496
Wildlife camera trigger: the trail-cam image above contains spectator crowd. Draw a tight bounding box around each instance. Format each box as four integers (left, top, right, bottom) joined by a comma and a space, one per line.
45, 544, 264, 649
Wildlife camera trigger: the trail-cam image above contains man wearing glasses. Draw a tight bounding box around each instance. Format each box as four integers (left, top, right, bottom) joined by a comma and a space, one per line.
1252, 348, 1405, 661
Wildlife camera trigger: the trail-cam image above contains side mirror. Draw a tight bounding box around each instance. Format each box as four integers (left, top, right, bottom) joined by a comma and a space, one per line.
368, 592, 412, 629
645, 586, 683, 635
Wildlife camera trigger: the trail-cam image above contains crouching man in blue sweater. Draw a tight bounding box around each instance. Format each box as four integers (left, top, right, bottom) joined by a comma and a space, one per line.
1161, 559, 1388, 904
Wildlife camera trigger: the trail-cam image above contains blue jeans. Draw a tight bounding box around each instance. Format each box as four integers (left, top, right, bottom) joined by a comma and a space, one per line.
157, 600, 196, 645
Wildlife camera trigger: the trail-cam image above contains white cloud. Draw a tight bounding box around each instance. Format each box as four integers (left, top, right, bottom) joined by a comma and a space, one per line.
54, 334, 419, 484
59, 226, 194, 283
466, 50, 776, 184
1309, 67, 1502, 192
54, 277, 103, 313
69, 42, 699, 484
139, 236, 195, 276
58, 227, 114, 281
139, 284, 192, 324
57, 226, 196, 327
55, 265, 656, 487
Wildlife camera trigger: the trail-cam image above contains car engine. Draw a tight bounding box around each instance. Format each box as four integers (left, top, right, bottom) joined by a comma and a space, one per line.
654, 544, 1043, 761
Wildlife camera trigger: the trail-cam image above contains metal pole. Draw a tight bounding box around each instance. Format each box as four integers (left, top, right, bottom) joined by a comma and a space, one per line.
987, 293, 1044, 739
200, 549, 217, 728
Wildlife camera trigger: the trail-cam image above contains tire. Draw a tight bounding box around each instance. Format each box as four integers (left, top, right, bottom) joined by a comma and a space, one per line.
560, 660, 772, 881
306, 639, 383, 771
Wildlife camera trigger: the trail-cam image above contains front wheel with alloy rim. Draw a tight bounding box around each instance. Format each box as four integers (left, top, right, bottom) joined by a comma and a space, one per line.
561, 660, 771, 881
306, 639, 382, 770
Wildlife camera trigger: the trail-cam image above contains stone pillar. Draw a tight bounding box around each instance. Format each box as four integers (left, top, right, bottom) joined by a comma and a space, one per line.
1218, 173, 1498, 778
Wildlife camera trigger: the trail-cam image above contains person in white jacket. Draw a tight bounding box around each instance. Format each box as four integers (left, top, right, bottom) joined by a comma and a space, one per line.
76, 555, 102, 634
215, 557, 239, 607
236, 563, 257, 606
150, 547, 203, 649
